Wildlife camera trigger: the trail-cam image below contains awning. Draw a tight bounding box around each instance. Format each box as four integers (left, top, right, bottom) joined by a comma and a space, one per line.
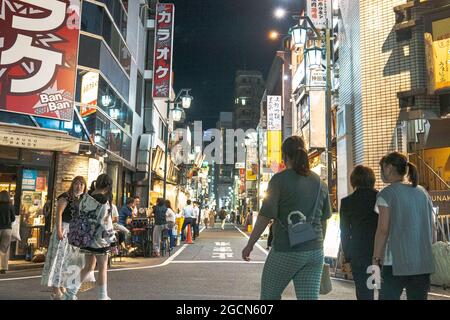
0, 123, 80, 153
424, 118, 450, 149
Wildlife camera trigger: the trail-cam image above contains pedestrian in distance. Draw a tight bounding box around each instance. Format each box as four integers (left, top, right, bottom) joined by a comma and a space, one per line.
209, 207, 216, 228
0, 191, 16, 274
41, 176, 86, 300
165, 200, 176, 250
63, 174, 116, 300
181, 200, 195, 241
374, 152, 436, 300
152, 198, 167, 257
242, 136, 332, 300
220, 207, 227, 230
340, 165, 378, 300
193, 201, 200, 238
203, 206, 210, 229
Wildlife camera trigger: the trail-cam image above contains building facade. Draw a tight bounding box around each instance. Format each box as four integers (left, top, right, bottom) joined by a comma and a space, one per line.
234, 70, 265, 130
0, 0, 153, 260
337, 0, 450, 205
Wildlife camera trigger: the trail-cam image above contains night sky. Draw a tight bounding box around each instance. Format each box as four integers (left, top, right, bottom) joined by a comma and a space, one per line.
167, 0, 297, 129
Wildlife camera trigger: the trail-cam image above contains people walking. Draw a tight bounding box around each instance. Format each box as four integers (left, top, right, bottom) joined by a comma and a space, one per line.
0, 191, 16, 274
209, 207, 216, 228
181, 200, 195, 241
152, 198, 167, 257
193, 201, 200, 238
165, 200, 176, 250
203, 206, 210, 229
340, 165, 378, 300
242, 136, 332, 300
64, 174, 116, 300
41, 176, 86, 300
220, 207, 227, 230
374, 152, 435, 300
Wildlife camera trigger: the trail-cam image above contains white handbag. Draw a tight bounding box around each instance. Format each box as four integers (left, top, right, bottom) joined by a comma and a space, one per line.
11, 216, 21, 242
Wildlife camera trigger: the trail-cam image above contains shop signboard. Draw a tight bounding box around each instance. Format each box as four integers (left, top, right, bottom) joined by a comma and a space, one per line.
22, 169, 37, 191
307, 0, 332, 30
267, 96, 282, 131
35, 176, 46, 192
308, 68, 326, 87
152, 3, 175, 99
0, 0, 81, 121
323, 213, 340, 259
309, 90, 326, 148
80, 71, 99, 117
430, 191, 450, 215
267, 131, 283, 174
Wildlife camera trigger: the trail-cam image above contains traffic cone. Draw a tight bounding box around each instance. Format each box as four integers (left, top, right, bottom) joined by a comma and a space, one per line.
186, 224, 194, 244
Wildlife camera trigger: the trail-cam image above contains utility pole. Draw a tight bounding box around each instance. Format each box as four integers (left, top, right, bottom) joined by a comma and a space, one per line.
325, 28, 333, 196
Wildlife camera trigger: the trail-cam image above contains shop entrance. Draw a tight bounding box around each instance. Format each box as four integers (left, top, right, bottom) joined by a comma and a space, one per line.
0, 147, 54, 260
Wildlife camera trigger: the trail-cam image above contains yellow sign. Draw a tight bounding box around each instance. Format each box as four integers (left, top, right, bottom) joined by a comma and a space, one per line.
267, 131, 282, 173
425, 33, 450, 93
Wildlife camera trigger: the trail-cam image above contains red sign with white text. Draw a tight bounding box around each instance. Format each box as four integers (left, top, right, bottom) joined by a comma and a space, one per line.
0, 0, 81, 121
152, 3, 175, 99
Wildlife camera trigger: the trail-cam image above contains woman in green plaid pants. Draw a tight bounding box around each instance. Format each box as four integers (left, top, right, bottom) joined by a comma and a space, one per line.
242, 136, 332, 300
260, 249, 324, 300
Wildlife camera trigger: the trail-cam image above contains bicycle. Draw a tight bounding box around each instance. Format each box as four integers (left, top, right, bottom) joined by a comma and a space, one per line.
160, 227, 172, 257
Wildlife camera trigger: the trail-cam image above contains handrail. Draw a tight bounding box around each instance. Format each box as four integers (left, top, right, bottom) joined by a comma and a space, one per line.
412, 153, 450, 190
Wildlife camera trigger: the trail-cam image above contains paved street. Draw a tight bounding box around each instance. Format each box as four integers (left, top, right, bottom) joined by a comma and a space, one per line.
0, 223, 449, 300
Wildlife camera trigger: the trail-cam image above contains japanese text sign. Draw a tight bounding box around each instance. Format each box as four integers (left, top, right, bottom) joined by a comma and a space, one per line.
0, 0, 81, 121
267, 95, 282, 131
307, 0, 332, 30
152, 3, 175, 99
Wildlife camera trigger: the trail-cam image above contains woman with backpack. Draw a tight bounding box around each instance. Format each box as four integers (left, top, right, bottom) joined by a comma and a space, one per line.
64, 174, 116, 300
41, 176, 86, 300
242, 136, 332, 300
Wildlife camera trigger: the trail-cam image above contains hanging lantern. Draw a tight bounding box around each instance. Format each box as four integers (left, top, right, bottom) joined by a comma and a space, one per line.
305, 46, 323, 68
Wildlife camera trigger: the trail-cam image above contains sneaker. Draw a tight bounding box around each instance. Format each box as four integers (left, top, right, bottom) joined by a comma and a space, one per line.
98, 295, 111, 300
61, 291, 78, 300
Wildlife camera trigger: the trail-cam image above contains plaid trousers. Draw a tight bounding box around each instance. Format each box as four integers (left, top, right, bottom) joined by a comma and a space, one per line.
261, 248, 324, 300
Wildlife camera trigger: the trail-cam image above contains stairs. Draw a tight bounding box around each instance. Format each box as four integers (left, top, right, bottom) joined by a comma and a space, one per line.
409, 153, 450, 191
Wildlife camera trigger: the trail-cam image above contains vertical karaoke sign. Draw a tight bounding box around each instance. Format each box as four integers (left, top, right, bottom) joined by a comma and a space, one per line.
0, 0, 81, 121
152, 3, 175, 99
307, 0, 332, 30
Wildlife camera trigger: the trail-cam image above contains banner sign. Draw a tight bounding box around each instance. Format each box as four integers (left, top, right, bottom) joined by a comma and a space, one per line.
267, 95, 282, 131
425, 33, 450, 93
267, 130, 283, 174
0, 0, 81, 121
152, 3, 175, 99
307, 0, 332, 30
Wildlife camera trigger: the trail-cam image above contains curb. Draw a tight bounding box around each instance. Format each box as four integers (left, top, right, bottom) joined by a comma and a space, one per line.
9, 262, 45, 271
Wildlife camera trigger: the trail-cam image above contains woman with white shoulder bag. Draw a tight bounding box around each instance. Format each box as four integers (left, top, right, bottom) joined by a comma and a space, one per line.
0, 190, 16, 274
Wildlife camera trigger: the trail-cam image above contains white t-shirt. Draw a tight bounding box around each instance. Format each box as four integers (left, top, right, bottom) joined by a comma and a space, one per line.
375, 196, 393, 266
112, 204, 119, 220
166, 208, 176, 223
193, 207, 200, 220
183, 205, 194, 218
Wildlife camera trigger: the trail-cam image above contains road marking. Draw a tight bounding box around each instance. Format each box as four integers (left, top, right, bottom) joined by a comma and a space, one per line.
234, 225, 268, 256
0, 275, 42, 282
172, 260, 265, 264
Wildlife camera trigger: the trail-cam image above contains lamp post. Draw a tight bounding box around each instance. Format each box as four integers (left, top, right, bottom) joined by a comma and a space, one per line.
163, 89, 193, 200
289, 14, 333, 196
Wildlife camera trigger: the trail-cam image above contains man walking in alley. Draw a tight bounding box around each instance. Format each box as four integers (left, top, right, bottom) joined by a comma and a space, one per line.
220, 207, 227, 230
181, 200, 195, 241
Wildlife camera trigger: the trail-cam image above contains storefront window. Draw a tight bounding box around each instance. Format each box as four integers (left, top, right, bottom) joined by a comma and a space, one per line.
95, 114, 109, 149
0, 111, 35, 127
109, 122, 123, 156
122, 134, 132, 162
81, 1, 131, 75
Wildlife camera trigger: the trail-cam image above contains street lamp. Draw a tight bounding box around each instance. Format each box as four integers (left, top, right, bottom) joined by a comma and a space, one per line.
274, 8, 287, 19
163, 88, 194, 199
305, 46, 323, 67
290, 24, 308, 46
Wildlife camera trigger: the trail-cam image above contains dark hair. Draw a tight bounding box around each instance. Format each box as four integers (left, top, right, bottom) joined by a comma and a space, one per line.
0, 191, 10, 204
90, 174, 113, 202
380, 152, 418, 187
282, 136, 310, 176
156, 198, 165, 206
187, 200, 191, 205
68, 176, 87, 198
165, 200, 172, 210
126, 197, 135, 206
350, 165, 376, 189
134, 196, 140, 200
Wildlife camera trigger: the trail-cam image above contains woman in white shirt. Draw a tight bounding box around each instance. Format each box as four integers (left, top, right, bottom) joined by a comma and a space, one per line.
165, 200, 176, 250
